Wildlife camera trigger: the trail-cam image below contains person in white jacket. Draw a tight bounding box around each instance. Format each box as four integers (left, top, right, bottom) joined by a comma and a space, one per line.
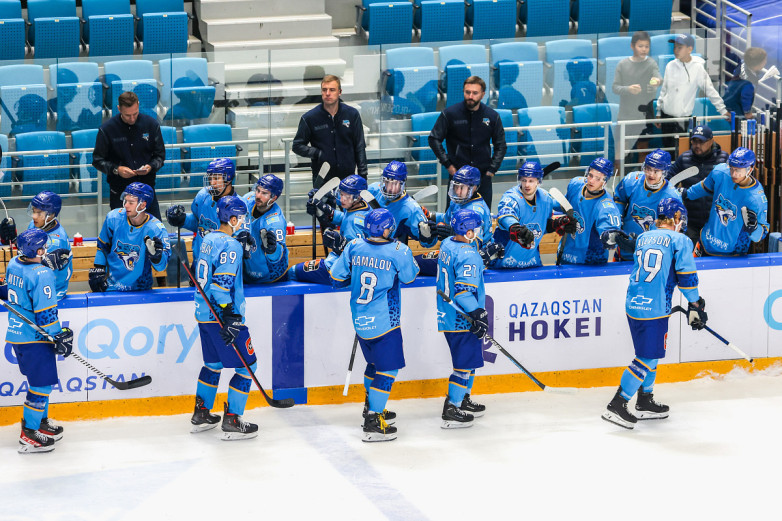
657, 34, 728, 153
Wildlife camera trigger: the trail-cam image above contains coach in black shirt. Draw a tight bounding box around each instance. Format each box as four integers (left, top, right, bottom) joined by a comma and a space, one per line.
93, 91, 165, 219
428, 76, 506, 208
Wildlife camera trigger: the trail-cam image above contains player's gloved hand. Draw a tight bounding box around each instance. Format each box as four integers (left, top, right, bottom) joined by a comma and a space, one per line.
53, 327, 74, 357
42, 249, 72, 271
418, 220, 434, 241
323, 228, 347, 255
0, 217, 17, 245
306, 198, 334, 221
219, 304, 243, 345
741, 207, 758, 232
479, 242, 504, 267
601, 229, 636, 251
258, 229, 277, 255
433, 221, 454, 240
468, 308, 489, 339
88, 265, 108, 292
0, 276, 8, 301
235, 230, 257, 259
143, 236, 165, 264
615, 231, 637, 252
677, 187, 688, 200
551, 214, 578, 236
687, 297, 708, 330
509, 223, 535, 248
166, 205, 186, 227
420, 205, 433, 221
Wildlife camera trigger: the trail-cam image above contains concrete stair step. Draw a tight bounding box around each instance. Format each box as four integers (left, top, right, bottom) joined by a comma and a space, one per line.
196, 0, 325, 19
224, 58, 346, 84
201, 14, 333, 42
206, 36, 340, 63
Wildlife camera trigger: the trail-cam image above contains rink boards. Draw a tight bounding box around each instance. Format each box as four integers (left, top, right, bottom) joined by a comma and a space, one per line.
2, 254, 782, 425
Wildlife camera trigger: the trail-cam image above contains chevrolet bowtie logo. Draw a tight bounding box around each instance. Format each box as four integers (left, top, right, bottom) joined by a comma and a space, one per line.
437, 311, 446, 320
354, 316, 375, 327
630, 296, 653, 305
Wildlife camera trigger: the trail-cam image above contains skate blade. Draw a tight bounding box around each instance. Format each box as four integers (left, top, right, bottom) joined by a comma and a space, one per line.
221, 430, 259, 441
362, 432, 397, 442
461, 409, 485, 418
441, 419, 474, 429
601, 410, 635, 429
634, 410, 669, 420
41, 432, 63, 441
190, 422, 219, 433
18, 443, 55, 454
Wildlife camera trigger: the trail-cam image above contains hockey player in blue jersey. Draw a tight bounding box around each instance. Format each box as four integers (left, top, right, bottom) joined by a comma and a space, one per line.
0, 191, 73, 299
330, 208, 420, 442
4, 228, 74, 453
682, 147, 769, 256
602, 198, 707, 429
190, 196, 260, 440
437, 209, 493, 428
241, 174, 289, 283
89, 182, 171, 292
493, 161, 577, 269
290, 174, 370, 284
366, 161, 428, 244
613, 149, 682, 261
558, 157, 634, 265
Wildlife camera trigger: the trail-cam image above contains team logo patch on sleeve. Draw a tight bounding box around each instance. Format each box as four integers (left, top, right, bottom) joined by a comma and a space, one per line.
342, 120, 350, 128
482, 118, 490, 126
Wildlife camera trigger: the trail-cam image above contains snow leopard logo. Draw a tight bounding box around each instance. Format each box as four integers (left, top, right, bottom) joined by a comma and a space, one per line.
631, 204, 656, 232
715, 193, 738, 226
572, 211, 585, 237
114, 240, 141, 271
197, 215, 219, 237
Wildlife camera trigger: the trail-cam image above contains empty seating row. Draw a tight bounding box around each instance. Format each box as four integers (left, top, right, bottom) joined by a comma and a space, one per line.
0, 0, 188, 60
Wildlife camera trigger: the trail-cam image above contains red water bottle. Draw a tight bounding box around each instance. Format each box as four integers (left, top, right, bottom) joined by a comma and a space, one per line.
286, 223, 295, 235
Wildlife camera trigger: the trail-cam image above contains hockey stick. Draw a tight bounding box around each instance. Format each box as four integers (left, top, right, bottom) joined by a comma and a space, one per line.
0, 299, 152, 390
177, 244, 295, 408
543, 161, 561, 176
176, 226, 182, 289
312, 162, 331, 259
671, 305, 753, 363
410, 184, 439, 201
342, 334, 359, 396
360, 189, 382, 209
668, 166, 699, 188
547, 187, 573, 267
436, 290, 578, 394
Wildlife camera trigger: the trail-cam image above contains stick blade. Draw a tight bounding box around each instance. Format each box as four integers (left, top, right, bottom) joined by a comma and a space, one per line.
270, 397, 296, 408
108, 375, 152, 390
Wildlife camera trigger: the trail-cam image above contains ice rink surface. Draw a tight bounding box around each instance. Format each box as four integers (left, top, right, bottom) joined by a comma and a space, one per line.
2, 366, 782, 521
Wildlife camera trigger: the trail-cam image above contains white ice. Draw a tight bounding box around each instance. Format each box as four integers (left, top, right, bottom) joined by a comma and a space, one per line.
2, 367, 782, 521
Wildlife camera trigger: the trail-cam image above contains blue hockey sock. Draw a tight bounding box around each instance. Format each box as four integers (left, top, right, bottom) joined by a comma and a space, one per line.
227, 364, 255, 415
363, 363, 377, 396
640, 358, 659, 393
619, 358, 655, 400
368, 369, 398, 414
23, 385, 52, 430
448, 369, 471, 406
467, 369, 476, 393
196, 363, 222, 409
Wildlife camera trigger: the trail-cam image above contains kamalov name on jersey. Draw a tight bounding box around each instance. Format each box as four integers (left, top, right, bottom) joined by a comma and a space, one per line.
350, 255, 393, 271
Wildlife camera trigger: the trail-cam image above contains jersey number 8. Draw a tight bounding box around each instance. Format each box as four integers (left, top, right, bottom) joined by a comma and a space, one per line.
356, 272, 377, 305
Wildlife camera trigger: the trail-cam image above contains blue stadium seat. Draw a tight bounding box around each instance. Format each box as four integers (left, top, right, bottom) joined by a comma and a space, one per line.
597, 36, 632, 60
0, 133, 11, 197
14, 131, 69, 196
517, 106, 568, 165
467, 0, 516, 41
414, 0, 464, 43
650, 33, 674, 58
49, 62, 103, 131
0, 0, 25, 61
27, 0, 80, 59
159, 57, 216, 121
438, 44, 490, 107
572, 103, 618, 165
156, 126, 182, 190
572, 0, 621, 35
181, 124, 235, 188
623, 0, 673, 32
103, 60, 158, 119
136, 0, 188, 54
0, 64, 47, 136
409, 112, 440, 178
544, 39, 593, 84
383, 47, 438, 116
551, 58, 598, 108
692, 97, 730, 131
491, 42, 543, 110
519, 0, 569, 37
360, 2, 413, 45
496, 109, 517, 172
81, 0, 134, 56
71, 128, 107, 196
603, 56, 628, 104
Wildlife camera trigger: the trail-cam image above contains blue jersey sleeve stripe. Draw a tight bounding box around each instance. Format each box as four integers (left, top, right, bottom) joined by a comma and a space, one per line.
676, 270, 696, 275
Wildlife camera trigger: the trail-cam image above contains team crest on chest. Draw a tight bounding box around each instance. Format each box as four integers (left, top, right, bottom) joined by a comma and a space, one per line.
631, 204, 656, 231
114, 240, 141, 270
715, 193, 738, 226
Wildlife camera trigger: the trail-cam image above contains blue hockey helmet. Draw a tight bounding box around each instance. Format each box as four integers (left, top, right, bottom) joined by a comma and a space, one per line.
28, 191, 62, 217
453, 165, 481, 186
16, 228, 48, 259
338, 174, 368, 196
217, 195, 248, 224
451, 208, 483, 237
364, 208, 396, 238
382, 160, 408, 182
728, 147, 756, 168
586, 157, 614, 179
518, 161, 544, 180
381, 161, 408, 201
644, 149, 672, 171
657, 197, 688, 232
121, 182, 154, 208
256, 174, 284, 198
207, 157, 236, 182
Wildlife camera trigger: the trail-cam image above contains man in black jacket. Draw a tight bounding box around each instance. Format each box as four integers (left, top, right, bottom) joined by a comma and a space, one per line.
428, 76, 506, 208
292, 74, 368, 186
93, 91, 165, 219
665, 124, 729, 243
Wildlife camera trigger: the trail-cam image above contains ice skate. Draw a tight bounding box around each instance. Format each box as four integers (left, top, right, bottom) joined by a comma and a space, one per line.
18, 421, 55, 454
441, 398, 474, 429
635, 391, 669, 420
362, 411, 397, 442
460, 393, 485, 418
220, 403, 258, 441
362, 395, 396, 424
601, 390, 637, 429
191, 397, 221, 433
39, 417, 64, 441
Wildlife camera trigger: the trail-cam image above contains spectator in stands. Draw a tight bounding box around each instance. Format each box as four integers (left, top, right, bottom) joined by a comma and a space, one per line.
665, 124, 729, 244
724, 47, 768, 119
657, 34, 728, 154
613, 31, 661, 155
292, 74, 368, 186
93, 91, 165, 219
428, 76, 507, 208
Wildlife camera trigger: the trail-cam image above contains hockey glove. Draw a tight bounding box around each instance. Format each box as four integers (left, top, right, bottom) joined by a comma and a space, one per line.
0, 217, 17, 245
42, 249, 72, 271
600, 229, 636, 252
143, 236, 165, 264
0, 277, 7, 301
479, 242, 505, 267
306, 198, 334, 221
741, 207, 758, 232
323, 228, 347, 255
687, 297, 708, 330
433, 221, 454, 240
258, 229, 277, 255
509, 223, 535, 249
88, 266, 108, 292
53, 327, 74, 357
420, 205, 433, 221
418, 220, 434, 241
677, 187, 688, 200
235, 230, 257, 259
219, 304, 243, 345
550, 214, 578, 236
166, 205, 186, 228
468, 308, 489, 339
